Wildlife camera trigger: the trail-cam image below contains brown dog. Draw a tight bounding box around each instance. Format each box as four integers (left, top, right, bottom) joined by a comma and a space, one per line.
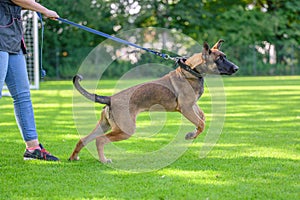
69, 39, 239, 163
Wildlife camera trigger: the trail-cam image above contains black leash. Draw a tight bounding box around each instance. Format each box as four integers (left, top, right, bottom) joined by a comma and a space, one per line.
38, 15, 205, 78
56, 17, 178, 61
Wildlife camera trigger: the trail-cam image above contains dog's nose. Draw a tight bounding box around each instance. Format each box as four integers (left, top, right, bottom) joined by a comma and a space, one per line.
233, 65, 239, 72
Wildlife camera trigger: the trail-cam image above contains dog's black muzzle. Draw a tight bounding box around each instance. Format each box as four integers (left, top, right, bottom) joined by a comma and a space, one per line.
215, 57, 239, 75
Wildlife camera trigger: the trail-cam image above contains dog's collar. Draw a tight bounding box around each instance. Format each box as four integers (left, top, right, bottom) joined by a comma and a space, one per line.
177, 59, 205, 78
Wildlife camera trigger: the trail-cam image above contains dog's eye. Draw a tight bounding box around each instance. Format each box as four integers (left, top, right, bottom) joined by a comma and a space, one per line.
220, 55, 227, 61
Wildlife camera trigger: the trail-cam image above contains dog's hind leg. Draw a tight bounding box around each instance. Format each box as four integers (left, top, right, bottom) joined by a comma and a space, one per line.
180, 104, 205, 140
69, 112, 110, 161
95, 129, 131, 163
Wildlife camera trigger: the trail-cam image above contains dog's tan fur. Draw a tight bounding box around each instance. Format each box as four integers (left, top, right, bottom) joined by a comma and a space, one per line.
69, 40, 236, 163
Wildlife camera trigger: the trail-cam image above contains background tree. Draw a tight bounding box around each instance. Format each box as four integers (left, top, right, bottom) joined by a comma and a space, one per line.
39, 0, 300, 78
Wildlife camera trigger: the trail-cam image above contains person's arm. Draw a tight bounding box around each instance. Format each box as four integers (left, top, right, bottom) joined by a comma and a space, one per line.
11, 0, 59, 19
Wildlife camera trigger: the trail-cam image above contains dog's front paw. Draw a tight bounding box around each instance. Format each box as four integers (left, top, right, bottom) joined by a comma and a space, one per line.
185, 132, 196, 140
69, 156, 80, 161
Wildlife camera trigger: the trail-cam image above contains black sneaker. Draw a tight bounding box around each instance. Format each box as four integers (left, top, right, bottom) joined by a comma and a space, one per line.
23, 144, 59, 161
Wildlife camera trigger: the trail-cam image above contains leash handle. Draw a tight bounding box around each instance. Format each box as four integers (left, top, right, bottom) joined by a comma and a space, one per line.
57, 17, 172, 60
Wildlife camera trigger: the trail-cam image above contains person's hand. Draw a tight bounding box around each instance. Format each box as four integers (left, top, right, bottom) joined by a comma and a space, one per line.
43, 9, 59, 20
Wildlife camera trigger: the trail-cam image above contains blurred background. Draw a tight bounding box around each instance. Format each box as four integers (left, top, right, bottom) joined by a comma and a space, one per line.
36, 0, 299, 79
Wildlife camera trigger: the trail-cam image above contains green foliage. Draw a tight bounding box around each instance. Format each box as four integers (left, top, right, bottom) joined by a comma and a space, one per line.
1, 77, 299, 199
37, 0, 299, 78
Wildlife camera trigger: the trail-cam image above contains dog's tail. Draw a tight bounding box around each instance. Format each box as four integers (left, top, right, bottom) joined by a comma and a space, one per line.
73, 74, 111, 105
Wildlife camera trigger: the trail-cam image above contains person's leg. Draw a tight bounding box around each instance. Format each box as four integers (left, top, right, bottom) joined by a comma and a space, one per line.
0, 51, 9, 98
5, 51, 40, 148
3, 51, 58, 161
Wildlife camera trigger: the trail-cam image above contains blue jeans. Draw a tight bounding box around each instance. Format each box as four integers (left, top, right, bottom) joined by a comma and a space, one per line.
0, 50, 38, 142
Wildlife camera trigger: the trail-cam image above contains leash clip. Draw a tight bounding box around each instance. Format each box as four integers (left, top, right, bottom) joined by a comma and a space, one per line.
170, 56, 186, 62
163, 54, 184, 62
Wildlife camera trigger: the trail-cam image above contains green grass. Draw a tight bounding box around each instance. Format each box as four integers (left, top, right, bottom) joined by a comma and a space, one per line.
0, 76, 299, 199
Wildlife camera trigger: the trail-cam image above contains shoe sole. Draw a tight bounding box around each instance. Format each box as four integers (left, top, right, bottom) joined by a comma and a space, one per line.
24, 157, 59, 161
24, 157, 37, 161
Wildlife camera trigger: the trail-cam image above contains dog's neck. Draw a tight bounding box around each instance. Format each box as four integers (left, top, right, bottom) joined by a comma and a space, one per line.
175, 65, 204, 99
185, 53, 204, 69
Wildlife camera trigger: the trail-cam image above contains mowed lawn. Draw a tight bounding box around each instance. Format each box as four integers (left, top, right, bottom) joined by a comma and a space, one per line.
0, 76, 299, 199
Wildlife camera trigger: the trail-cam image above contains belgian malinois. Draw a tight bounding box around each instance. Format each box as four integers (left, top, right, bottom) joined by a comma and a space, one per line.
69, 39, 239, 163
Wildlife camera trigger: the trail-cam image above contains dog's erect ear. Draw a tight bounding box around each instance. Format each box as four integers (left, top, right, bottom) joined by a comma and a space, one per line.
202, 42, 211, 55
212, 39, 225, 50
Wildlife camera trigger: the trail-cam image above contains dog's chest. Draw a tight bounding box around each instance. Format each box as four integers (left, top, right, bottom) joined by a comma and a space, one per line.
191, 78, 204, 99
